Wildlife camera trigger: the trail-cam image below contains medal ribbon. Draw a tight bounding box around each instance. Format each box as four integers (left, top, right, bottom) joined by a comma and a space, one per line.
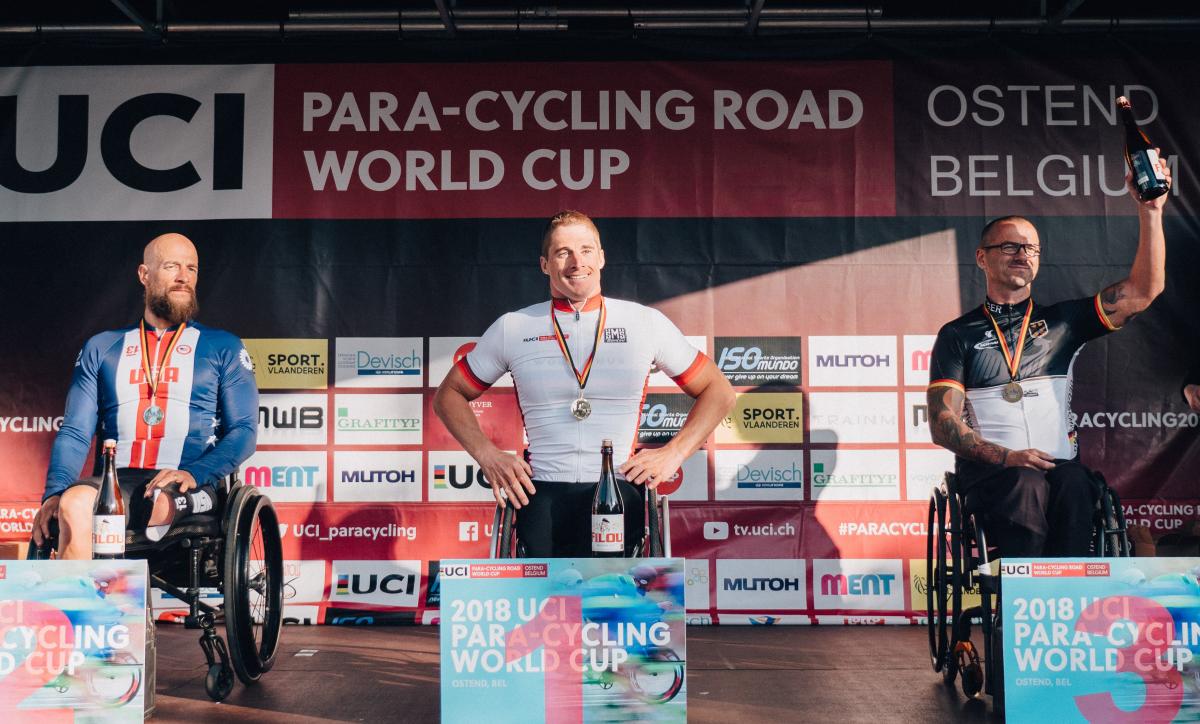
551, 298, 606, 391
139, 319, 187, 403
980, 301, 1033, 382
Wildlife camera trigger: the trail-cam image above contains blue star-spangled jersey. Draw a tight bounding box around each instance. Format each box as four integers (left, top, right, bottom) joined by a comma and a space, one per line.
44, 321, 259, 500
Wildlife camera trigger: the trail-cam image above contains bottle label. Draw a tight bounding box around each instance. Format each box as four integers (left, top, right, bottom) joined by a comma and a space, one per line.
92, 514, 126, 555
1134, 149, 1166, 187
591, 514, 624, 553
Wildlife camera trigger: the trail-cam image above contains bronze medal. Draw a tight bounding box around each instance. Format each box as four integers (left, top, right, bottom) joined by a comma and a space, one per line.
1002, 382, 1024, 403
982, 301, 1033, 408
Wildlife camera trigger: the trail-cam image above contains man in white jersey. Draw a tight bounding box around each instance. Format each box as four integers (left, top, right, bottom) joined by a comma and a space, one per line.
434, 210, 735, 556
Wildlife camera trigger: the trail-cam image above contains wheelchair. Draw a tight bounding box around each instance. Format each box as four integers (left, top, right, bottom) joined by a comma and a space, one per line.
925, 470, 1130, 712
29, 473, 284, 702
490, 486, 671, 558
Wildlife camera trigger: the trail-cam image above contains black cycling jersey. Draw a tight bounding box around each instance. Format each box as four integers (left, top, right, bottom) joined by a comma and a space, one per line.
928, 293, 1118, 468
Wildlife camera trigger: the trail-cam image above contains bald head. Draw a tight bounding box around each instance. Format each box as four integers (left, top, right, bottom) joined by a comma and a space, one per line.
140, 233, 200, 327
144, 233, 198, 267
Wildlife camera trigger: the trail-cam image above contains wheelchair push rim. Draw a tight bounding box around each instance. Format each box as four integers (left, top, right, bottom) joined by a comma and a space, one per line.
224, 487, 284, 685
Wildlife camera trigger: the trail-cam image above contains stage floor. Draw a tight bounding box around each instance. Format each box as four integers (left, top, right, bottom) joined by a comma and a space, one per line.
153, 624, 1001, 723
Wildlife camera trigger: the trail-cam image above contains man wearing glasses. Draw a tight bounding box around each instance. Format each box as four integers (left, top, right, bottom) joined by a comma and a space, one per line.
926, 160, 1170, 559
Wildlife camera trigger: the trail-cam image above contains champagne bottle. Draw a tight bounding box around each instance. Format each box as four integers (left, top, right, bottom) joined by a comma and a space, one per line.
92, 439, 126, 559
1118, 95, 1169, 201
591, 439, 624, 557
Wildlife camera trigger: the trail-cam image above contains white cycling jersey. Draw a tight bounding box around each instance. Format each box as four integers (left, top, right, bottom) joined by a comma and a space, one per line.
458, 295, 705, 482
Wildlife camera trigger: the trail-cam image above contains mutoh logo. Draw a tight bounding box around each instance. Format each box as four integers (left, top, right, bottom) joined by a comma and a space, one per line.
723, 577, 801, 592
341, 469, 415, 484
816, 354, 891, 368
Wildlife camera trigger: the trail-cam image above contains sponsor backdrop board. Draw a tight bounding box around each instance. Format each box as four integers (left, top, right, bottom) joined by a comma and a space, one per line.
1002, 558, 1200, 723
0, 560, 148, 721
439, 558, 686, 723
0, 48, 1198, 625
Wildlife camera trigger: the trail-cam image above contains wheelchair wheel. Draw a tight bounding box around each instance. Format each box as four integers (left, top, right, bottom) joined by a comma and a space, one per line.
224, 487, 284, 685
926, 487, 951, 674
646, 489, 664, 557
205, 662, 234, 701
942, 484, 966, 687
990, 612, 1005, 715
497, 504, 517, 558
1098, 487, 1131, 558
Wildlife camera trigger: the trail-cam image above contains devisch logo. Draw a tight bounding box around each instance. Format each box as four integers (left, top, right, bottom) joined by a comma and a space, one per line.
714, 336, 801, 386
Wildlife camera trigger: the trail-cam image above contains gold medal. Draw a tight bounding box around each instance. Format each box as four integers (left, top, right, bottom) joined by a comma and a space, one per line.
1002, 382, 1024, 403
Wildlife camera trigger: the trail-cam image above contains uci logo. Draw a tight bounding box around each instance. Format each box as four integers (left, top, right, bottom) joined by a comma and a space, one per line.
1001, 563, 1031, 577
716, 346, 763, 371
440, 565, 470, 579
0, 92, 246, 193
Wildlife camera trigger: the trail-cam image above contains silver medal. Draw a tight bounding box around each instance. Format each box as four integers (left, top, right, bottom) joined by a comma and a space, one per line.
143, 405, 165, 425
570, 397, 592, 420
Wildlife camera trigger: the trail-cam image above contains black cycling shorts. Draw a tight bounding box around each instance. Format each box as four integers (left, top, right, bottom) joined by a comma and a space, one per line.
514, 479, 646, 558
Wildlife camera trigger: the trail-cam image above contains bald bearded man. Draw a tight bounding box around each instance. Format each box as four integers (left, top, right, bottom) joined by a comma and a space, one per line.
32, 233, 259, 559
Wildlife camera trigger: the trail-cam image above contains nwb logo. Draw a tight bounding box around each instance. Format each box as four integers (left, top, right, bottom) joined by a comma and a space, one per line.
259, 406, 324, 429
820, 573, 896, 596
335, 573, 415, 596
1, 92, 246, 193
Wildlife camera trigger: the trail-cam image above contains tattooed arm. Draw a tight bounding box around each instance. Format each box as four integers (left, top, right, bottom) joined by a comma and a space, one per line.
926, 385, 1055, 471
1099, 156, 1170, 328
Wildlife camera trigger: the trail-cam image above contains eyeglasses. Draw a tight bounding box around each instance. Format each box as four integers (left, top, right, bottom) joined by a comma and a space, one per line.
981, 242, 1041, 257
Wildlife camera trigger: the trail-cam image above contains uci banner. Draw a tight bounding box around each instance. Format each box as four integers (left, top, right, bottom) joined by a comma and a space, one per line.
0, 559, 148, 721
1002, 557, 1200, 723
439, 558, 686, 723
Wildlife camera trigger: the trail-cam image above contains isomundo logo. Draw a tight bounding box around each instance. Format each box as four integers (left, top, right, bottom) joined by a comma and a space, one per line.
714, 337, 801, 386
0, 65, 273, 222
638, 394, 692, 443
331, 561, 421, 607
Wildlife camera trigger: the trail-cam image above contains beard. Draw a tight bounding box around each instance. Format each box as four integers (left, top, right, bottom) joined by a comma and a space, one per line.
146, 285, 199, 326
